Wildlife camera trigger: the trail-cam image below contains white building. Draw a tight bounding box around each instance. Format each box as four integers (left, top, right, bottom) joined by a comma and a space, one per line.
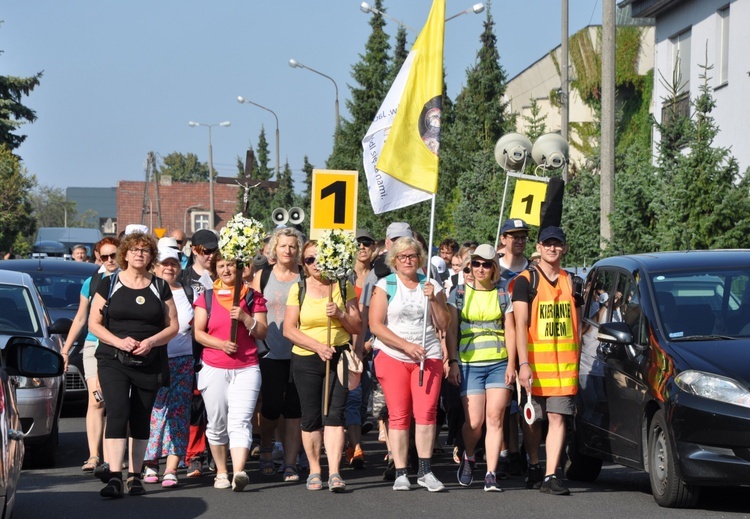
624, 0, 750, 173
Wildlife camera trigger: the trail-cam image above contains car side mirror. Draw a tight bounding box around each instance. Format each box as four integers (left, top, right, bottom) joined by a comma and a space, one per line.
598, 321, 634, 345
49, 317, 73, 335
3, 336, 64, 377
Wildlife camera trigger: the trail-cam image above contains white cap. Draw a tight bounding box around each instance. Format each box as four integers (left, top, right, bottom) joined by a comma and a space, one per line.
158, 237, 180, 249
157, 247, 180, 263
124, 224, 149, 236
430, 256, 447, 275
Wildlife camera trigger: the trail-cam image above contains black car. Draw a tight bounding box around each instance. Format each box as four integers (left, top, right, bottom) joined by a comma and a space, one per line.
0, 259, 99, 401
567, 250, 750, 508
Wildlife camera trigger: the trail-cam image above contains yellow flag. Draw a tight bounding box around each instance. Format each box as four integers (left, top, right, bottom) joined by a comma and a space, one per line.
375, 0, 445, 194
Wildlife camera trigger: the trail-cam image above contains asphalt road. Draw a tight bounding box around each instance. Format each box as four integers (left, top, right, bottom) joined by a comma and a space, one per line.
14, 403, 750, 519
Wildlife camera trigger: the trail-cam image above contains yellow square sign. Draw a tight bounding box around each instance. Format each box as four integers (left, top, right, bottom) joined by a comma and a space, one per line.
509, 179, 547, 226
310, 169, 358, 239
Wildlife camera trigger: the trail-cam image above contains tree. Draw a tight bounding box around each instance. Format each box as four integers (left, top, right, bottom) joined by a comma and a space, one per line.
159, 152, 209, 182
0, 35, 42, 152
245, 128, 275, 229
271, 160, 295, 216
295, 155, 315, 218
523, 98, 547, 143
0, 146, 36, 255
28, 185, 96, 229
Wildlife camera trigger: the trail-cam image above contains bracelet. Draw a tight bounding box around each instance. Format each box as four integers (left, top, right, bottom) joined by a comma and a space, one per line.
448, 359, 458, 366
248, 318, 258, 334
518, 361, 529, 368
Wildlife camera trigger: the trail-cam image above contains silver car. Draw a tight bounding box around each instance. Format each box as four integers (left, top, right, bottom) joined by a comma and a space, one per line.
0, 269, 69, 468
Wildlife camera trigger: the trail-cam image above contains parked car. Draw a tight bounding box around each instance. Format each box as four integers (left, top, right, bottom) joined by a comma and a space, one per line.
34, 227, 103, 259
0, 269, 72, 468
0, 259, 98, 402
0, 336, 64, 518
567, 250, 750, 508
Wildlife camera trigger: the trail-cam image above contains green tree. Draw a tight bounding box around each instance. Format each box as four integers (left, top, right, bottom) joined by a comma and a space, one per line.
159, 152, 209, 182
28, 185, 96, 229
271, 160, 295, 215
0, 37, 42, 152
0, 146, 36, 254
245, 128, 275, 229
295, 155, 314, 219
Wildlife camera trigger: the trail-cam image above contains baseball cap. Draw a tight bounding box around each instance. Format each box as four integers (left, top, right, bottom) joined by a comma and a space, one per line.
356, 229, 376, 242
501, 218, 529, 234
430, 256, 447, 275
192, 229, 218, 249
470, 244, 497, 261
157, 247, 180, 263
386, 222, 412, 240
158, 237, 180, 250
538, 226, 567, 244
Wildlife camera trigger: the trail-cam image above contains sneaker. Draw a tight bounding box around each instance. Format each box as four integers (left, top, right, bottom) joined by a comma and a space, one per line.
383, 458, 396, 481
509, 452, 525, 475
162, 471, 179, 488
232, 471, 249, 492
186, 458, 202, 478
457, 453, 475, 487
484, 472, 503, 492
214, 473, 231, 489
496, 456, 509, 480
526, 463, 543, 489
94, 462, 111, 483
350, 447, 365, 470
417, 472, 445, 492
143, 466, 159, 484
392, 474, 411, 491
540, 475, 570, 496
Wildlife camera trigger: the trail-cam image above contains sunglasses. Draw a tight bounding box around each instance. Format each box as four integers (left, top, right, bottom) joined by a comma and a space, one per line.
303, 256, 317, 265
175, 240, 184, 245
100, 252, 117, 262
471, 260, 494, 269
196, 246, 218, 255
358, 239, 375, 247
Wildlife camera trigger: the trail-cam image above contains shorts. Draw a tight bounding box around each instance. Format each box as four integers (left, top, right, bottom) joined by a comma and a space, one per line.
459, 360, 511, 397
522, 394, 575, 419
82, 339, 99, 381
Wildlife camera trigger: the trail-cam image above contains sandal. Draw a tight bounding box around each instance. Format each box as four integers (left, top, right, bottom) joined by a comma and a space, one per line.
162, 470, 179, 488
259, 446, 275, 476
282, 464, 299, 482
305, 472, 323, 491
100, 477, 123, 499
328, 473, 346, 493
82, 456, 99, 473
126, 476, 146, 496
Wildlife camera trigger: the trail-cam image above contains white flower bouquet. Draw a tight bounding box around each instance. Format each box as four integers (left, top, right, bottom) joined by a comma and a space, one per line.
218, 213, 265, 264
316, 228, 357, 282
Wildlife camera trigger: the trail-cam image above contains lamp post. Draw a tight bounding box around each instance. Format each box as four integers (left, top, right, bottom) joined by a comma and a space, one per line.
360, 2, 484, 28
188, 120, 231, 230
236, 97, 280, 178
288, 59, 340, 131
445, 3, 484, 22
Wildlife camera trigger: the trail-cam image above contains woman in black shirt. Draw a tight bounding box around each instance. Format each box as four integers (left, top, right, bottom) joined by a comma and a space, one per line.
89, 232, 178, 498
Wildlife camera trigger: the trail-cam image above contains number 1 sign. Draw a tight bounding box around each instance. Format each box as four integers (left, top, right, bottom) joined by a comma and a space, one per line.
509, 179, 547, 226
310, 169, 358, 239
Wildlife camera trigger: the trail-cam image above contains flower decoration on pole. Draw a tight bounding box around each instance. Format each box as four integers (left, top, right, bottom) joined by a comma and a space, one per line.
218, 213, 265, 341
315, 228, 358, 282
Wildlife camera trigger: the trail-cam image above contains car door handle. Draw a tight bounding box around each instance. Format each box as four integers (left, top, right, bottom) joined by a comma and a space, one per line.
8, 428, 25, 441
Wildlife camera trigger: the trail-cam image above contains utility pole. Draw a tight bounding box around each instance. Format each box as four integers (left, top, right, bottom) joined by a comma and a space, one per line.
561, 0, 569, 183
600, 0, 616, 249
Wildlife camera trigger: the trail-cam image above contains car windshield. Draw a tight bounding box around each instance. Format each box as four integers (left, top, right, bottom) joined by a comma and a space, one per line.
652, 268, 750, 340
0, 284, 42, 337
26, 271, 90, 309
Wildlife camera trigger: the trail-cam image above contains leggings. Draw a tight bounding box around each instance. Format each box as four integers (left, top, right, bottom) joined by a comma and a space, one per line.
374, 353, 442, 430
98, 359, 159, 440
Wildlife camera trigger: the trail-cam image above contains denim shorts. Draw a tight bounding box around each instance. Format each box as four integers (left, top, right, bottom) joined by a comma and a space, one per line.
459, 360, 511, 396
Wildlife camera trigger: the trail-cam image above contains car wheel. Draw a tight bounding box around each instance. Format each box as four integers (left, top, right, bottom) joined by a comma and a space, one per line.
647, 410, 699, 508
23, 421, 58, 469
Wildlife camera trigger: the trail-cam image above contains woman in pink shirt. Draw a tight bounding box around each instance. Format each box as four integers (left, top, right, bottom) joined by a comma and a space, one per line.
194, 251, 268, 492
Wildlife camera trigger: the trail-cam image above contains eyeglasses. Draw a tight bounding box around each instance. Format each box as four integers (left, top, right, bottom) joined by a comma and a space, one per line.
303, 256, 317, 265
129, 248, 151, 255
505, 234, 528, 241
175, 240, 184, 245
396, 253, 418, 263
463, 266, 471, 274
358, 239, 375, 247
541, 241, 565, 249
196, 246, 218, 255
471, 260, 494, 269
100, 252, 117, 262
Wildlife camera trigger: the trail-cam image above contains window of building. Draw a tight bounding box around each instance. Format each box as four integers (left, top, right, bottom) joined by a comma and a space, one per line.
192, 211, 210, 233
670, 29, 691, 96
717, 6, 730, 86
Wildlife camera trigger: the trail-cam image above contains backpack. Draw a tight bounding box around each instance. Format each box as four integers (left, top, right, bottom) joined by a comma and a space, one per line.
384, 272, 426, 302
102, 272, 167, 325
454, 282, 511, 326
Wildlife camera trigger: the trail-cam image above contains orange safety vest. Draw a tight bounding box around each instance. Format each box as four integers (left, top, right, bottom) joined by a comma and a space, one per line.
517, 269, 579, 397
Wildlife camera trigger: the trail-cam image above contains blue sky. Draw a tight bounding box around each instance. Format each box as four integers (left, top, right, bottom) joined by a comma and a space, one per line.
2, 0, 602, 191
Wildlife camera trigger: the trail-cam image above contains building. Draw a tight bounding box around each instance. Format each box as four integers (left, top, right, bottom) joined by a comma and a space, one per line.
117, 177, 241, 237
66, 187, 118, 235
505, 23, 655, 168
624, 0, 750, 172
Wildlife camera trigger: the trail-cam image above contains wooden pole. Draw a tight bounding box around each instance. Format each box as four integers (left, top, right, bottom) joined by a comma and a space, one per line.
323, 283, 333, 416
230, 261, 243, 342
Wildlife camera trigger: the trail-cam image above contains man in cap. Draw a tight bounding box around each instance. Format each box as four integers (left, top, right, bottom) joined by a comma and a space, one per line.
498, 219, 530, 286
511, 226, 579, 496
170, 229, 189, 269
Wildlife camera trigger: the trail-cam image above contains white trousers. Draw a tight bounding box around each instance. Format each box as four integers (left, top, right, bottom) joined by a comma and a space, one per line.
197, 363, 261, 450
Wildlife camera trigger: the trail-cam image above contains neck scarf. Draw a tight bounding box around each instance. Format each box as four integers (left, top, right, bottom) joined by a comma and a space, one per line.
212, 278, 249, 312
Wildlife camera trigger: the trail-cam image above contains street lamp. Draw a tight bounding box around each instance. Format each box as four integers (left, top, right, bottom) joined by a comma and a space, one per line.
188, 120, 231, 230
288, 59, 340, 131
360, 2, 484, 28
236, 97, 280, 178
445, 3, 484, 22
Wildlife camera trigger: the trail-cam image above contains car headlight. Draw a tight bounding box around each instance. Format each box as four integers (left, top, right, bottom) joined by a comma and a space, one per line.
12, 376, 45, 389
675, 370, 750, 408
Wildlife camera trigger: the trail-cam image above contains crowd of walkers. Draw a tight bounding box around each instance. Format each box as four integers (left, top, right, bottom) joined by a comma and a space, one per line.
64, 217, 580, 498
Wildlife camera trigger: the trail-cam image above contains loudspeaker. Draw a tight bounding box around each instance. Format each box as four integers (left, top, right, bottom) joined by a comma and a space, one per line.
494, 133, 532, 171
271, 207, 289, 225
531, 133, 568, 170
288, 207, 305, 225
539, 177, 565, 230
